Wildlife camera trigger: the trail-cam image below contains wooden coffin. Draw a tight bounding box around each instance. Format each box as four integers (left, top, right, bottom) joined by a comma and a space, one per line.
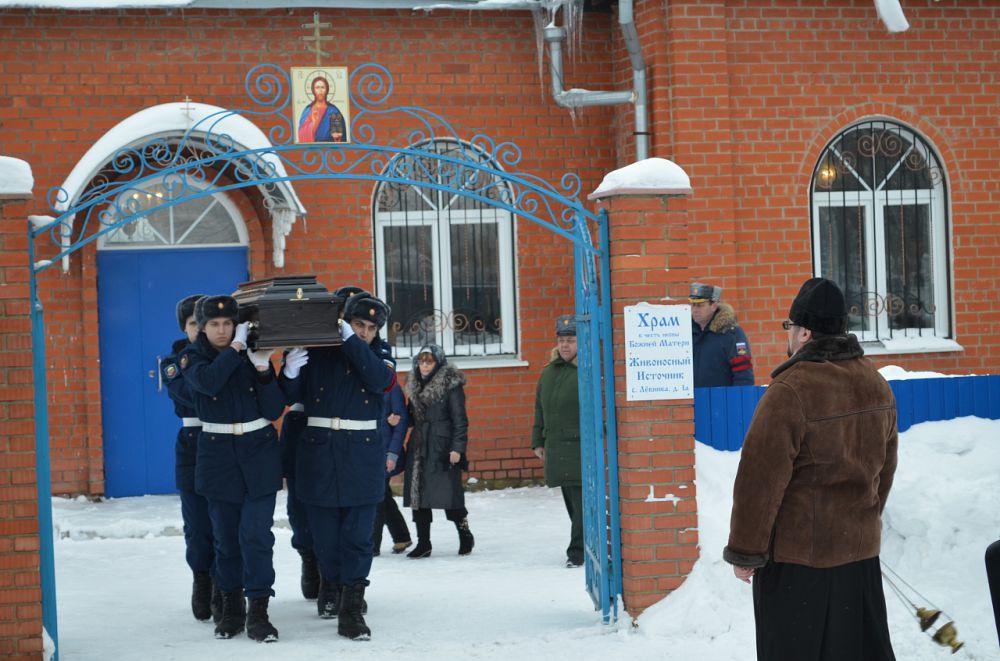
232, 275, 343, 350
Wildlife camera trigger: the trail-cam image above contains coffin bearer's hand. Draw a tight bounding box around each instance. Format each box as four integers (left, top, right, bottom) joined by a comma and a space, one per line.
247, 348, 275, 372
339, 318, 355, 341
283, 347, 309, 379
232, 322, 250, 351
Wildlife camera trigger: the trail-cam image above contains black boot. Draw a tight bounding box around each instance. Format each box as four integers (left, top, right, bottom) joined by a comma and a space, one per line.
317, 577, 342, 619
246, 596, 279, 643
210, 579, 223, 625
456, 518, 475, 556
214, 590, 246, 639
299, 549, 319, 600
191, 570, 212, 621
407, 517, 432, 559
338, 584, 371, 640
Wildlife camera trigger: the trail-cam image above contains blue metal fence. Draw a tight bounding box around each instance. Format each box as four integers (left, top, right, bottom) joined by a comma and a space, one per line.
694, 375, 1000, 451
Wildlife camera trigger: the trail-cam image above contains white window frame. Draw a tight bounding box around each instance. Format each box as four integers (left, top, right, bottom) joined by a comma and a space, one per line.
373, 140, 518, 360
810, 121, 952, 344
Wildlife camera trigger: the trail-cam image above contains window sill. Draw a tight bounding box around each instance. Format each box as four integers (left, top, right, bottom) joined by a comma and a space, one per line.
860, 337, 963, 356
395, 356, 530, 373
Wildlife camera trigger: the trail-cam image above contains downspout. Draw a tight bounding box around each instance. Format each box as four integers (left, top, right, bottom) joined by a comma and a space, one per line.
544, 0, 649, 160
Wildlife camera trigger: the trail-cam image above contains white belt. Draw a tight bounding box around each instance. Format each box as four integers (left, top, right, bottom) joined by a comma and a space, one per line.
307, 416, 378, 431
201, 418, 270, 435
181, 417, 202, 427
288, 403, 305, 413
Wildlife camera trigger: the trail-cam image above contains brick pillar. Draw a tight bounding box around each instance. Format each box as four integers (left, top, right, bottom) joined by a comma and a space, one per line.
591, 187, 696, 619
0, 192, 44, 659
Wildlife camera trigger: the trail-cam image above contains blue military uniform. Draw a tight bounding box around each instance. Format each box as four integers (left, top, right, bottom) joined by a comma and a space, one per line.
280, 289, 395, 640
280, 336, 394, 586
180, 331, 285, 604
692, 303, 755, 387
162, 337, 216, 581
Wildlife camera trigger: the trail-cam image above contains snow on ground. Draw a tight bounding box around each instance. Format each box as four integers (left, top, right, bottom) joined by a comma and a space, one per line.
54, 417, 1000, 660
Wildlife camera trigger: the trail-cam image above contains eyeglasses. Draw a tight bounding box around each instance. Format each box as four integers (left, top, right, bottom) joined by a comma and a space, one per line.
781, 321, 795, 331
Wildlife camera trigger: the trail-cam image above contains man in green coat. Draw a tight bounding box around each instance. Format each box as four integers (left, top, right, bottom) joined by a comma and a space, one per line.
532, 314, 583, 568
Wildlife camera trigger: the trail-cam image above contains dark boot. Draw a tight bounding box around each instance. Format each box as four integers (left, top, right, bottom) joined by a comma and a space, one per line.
338, 584, 371, 640
214, 590, 246, 639
407, 517, 432, 559
210, 579, 223, 625
317, 577, 342, 619
456, 518, 475, 556
246, 596, 279, 643
299, 549, 319, 600
191, 570, 212, 621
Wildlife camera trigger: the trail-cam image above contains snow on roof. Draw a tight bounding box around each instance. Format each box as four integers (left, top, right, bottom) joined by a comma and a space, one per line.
0, 156, 33, 198
588, 157, 692, 200
56, 101, 304, 215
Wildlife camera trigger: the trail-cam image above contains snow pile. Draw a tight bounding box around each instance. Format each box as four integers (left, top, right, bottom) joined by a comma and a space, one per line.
589, 158, 692, 199
879, 365, 955, 381
0, 156, 33, 196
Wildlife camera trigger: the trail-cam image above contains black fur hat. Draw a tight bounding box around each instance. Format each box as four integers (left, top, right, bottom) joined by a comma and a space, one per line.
788, 277, 848, 335
176, 294, 204, 331
194, 295, 239, 329
334, 285, 367, 299
343, 292, 391, 329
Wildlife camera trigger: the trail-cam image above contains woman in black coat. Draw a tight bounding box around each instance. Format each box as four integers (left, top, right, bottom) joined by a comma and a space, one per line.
403, 344, 474, 558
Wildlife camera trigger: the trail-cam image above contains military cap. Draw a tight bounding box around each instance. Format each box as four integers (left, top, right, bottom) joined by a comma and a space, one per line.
194, 295, 239, 329
555, 314, 577, 336
176, 294, 205, 331
343, 291, 391, 329
689, 282, 722, 303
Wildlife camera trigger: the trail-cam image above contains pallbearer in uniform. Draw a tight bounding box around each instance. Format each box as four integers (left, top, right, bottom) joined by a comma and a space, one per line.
161, 294, 221, 622
280, 291, 395, 641
180, 295, 284, 643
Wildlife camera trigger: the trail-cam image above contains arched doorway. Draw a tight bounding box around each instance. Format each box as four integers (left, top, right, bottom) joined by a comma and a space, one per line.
97, 181, 249, 497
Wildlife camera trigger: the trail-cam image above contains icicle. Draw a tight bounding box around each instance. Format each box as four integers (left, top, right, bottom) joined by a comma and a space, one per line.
270, 205, 297, 269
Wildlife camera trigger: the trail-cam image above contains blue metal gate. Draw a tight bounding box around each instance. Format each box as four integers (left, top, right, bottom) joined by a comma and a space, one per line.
27, 62, 623, 653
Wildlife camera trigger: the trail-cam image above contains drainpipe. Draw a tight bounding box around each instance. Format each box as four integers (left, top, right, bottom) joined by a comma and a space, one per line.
544, 0, 649, 160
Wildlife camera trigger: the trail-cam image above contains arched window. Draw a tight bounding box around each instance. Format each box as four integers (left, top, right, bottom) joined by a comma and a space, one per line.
811, 120, 951, 344
373, 139, 518, 359
98, 180, 248, 249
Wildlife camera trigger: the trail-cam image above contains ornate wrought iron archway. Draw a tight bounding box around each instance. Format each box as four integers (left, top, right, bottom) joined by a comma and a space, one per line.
28, 63, 622, 651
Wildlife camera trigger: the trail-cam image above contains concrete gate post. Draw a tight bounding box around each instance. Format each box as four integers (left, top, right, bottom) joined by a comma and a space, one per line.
591, 184, 697, 619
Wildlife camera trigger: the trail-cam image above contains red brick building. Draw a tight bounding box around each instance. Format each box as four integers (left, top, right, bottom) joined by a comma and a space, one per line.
2, 0, 998, 655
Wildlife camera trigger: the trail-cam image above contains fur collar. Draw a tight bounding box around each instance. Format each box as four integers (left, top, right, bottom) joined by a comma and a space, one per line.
771, 334, 865, 378
405, 362, 466, 417
548, 347, 578, 366
708, 303, 739, 334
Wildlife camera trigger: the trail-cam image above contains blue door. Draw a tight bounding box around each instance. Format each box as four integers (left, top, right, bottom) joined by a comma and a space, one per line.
98, 247, 248, 497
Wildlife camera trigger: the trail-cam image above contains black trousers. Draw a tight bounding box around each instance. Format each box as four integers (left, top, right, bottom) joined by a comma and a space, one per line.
561, 485, 584, 562
987, 539, 1000, 647
373, 481, 411, 548
752, 556, 895, 661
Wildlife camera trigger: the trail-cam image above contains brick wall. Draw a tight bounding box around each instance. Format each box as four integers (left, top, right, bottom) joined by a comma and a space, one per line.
0, 196, 44, 659
655, 0, 1000, 378
0, 7, 618, 495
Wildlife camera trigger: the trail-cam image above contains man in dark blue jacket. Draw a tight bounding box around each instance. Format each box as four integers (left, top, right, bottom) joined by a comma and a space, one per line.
279, 291, 395, 641
690, 282, 755, 387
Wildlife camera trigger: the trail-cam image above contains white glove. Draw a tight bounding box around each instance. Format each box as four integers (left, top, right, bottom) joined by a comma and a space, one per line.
283, 347, 309, 379
339, 318, 355, 341
247, 348, 274, 371
233, 322, 250, 347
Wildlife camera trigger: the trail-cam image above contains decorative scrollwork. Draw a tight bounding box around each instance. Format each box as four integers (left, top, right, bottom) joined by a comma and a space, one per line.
33, 61, 601, 273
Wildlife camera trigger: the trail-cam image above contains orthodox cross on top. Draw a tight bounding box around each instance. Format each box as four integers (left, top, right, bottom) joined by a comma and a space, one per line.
300, 12, 333, 67
180, 95, 195, 123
